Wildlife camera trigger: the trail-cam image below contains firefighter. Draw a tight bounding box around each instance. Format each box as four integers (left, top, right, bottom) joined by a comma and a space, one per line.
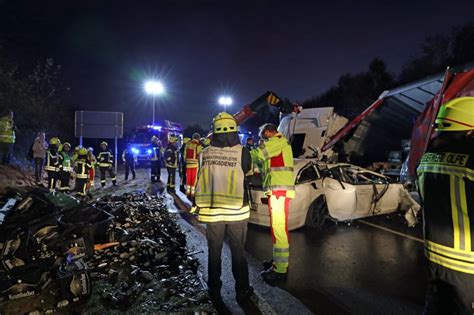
417, 97, 474, 314
184, 133, 203, 199
179, 137, 190, 193
0, 110, 16, 165
150, 136, 162, 183
75, 147, 92, 197
97, 141, 116, 187
58, 142, 72, 193
122, 144, 137, 180
191, 112, 254, 303
87, 147, 97, 189
256, 123, 295, 284
164, 135, 179, 192
45, 137, 61, 193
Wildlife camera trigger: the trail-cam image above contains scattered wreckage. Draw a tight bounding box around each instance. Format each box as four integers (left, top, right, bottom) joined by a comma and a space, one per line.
0, 189, 213, 314
249, 160, 420, 231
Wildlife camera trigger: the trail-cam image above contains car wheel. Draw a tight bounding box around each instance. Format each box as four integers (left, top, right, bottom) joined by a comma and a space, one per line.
306, 196, 329, 229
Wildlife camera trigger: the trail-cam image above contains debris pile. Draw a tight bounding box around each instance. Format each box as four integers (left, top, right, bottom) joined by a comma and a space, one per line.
0, 189, 213, 314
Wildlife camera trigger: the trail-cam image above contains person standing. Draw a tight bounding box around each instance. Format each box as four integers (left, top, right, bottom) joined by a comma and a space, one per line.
245, 137, 255, 151
58, 142, 73, 193
44, 137, 61, 193
149, 136, 162, 183
87, 147, 97, 189
122, 144, 137, 180
97, 141, 116, 187
0, 110, 16, 165
32, 132, 48, 185
164, 135, 179, 192
184, 133, 202, 199
417, 97, 474, 314
192, 112, 254, 303
75, 148, 92, 197
179, 137, 190, 193
256, 123, 295, 284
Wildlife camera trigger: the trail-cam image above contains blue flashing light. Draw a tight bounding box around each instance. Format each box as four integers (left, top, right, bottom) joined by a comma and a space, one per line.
147, 149, 152, 155
131, 147, 139, 154
147, 125, 162, 131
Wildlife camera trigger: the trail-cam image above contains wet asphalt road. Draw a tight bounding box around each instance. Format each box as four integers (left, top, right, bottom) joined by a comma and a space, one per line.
245, 212, 428, 314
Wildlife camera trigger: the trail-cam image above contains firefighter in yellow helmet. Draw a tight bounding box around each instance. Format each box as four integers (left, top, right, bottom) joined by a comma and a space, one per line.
45, 137, 61, 193
164, 135, 179, 192
58, 142, 73, 193
192, 112, 254, 302
417, 97, 474, 313
256, 123, 295, 284
184, 133, 203, 199
0, 110, 16, 165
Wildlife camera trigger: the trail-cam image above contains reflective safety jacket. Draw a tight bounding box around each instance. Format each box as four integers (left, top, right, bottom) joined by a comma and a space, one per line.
59, 152, 72, 172
256, 133, 295, 198
0, 115, 15, 144
194, 144, 249, 222
164, 144, 178, 168
45, 150, 60, 172
184, 140, 202, 169
98, 149, 114, 167
75, 159, 92, 179
417, 146, 474, 275
149, 143, 162, 161
250, 149, 263, 174
122, 149, 137, 164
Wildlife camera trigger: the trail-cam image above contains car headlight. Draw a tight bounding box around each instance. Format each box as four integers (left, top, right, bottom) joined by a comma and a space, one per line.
131, 148, 139, 154
147, 149, 152, 155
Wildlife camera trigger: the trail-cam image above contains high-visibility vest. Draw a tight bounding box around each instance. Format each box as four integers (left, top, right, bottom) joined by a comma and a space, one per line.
45, 150, 59, 172
185, 140, 202, 168
194, 145, 249, 222
417, 149, 474, 274
98, 150, 113, 167
257, 133, 295, 198
0, 116, 15, 144
59, 152, 72, 172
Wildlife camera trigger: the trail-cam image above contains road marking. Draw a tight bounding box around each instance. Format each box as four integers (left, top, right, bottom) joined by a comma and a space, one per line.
358, 220, 424, 244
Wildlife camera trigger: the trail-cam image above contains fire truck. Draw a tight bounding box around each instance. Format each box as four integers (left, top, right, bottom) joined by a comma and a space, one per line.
126, 120, 183, 165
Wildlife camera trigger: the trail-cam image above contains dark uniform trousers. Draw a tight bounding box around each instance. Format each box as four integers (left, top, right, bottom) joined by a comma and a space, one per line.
75, 178, 88, 196
59, 170, 70, 192
100, 166, 116, 187
206, 221, 250, 297
125, 162, 136, 180
47, 170, 58, 192
167, 167, 176, 191
151, 161, 161, 182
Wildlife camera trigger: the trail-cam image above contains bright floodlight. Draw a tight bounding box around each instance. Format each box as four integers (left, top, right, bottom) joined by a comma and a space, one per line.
144, 80, 165, 95
218, 96, 233, 106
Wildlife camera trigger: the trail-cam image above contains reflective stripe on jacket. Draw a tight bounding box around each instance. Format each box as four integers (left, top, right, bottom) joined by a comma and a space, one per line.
150, 144, 162, 161
98, 150, 113, 167
185, 140, 202, 168
194, 144, 249, 222
45, 151, 59, 172
417, 150, 474, 274
0, 116, 15, 144
257, 133, 295, 198
75, 159, 92, 179
164, 144, 178, 168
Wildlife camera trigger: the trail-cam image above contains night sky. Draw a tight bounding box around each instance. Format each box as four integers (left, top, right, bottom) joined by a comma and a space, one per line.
1, 0, 474, 131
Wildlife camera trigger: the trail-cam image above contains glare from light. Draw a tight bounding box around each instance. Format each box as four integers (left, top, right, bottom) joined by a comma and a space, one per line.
144, 80, 165, 95
131, 148, 139, 154
147, 149, 152, 155
218, 96, 233, 106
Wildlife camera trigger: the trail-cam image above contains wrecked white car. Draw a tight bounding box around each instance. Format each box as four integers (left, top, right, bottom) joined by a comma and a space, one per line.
249, 160, 420, 231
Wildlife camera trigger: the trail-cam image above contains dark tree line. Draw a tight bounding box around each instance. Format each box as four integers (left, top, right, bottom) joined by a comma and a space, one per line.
304, 23, 474, 119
